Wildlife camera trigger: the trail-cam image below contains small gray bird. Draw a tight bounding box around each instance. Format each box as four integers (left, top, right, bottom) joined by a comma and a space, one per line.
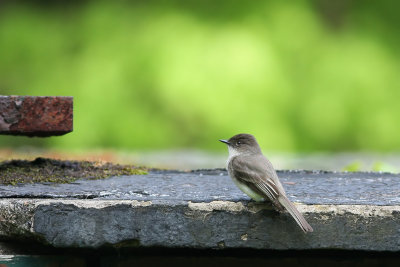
220, 133, 313, 233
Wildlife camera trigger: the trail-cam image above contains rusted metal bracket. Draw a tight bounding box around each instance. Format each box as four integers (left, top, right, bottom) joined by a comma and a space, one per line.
0, 96, 73, 137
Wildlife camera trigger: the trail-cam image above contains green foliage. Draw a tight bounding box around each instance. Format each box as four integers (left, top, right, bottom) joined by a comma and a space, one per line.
342, 161, 362, 172
0, 0, 399, 151
372, 161, 399, 173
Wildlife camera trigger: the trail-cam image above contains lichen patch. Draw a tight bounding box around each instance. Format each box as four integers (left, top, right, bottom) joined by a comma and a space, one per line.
305, 205, 399, 217
0, 157, 148, 185
188, 201, 245, 212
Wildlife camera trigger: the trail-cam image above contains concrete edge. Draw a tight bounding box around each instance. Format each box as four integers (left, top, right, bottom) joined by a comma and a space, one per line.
0, 199, 399, 251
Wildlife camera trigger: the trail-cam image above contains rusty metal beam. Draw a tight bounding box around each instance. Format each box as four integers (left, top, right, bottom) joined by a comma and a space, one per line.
0, 96, 73, 137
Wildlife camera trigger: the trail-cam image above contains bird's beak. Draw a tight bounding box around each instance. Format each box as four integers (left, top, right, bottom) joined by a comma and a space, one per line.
219, 139, 230, 145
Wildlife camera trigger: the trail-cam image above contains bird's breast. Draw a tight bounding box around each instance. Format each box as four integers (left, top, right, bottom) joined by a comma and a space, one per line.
226, 160, 264, 202
226, 147, 240, 168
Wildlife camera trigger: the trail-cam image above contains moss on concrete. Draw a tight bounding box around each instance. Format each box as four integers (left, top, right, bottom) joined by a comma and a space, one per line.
0, 157, 147, 185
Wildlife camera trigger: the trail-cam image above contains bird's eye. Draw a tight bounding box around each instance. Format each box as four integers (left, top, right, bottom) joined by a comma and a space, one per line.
237, 141, 241, 145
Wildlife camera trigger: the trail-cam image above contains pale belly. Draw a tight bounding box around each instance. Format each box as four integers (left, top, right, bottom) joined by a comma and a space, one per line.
230, 175, 265, 202
226, 152, 265, 202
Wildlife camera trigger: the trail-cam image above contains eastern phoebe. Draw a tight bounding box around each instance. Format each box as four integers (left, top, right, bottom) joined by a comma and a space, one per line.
220, 133, 313, 233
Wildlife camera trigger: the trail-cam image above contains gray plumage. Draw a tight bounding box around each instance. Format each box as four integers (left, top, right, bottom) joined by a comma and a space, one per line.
220, 133, 313, 233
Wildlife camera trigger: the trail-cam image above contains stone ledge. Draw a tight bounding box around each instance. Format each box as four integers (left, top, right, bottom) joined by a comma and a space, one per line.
0, 170, 399, 251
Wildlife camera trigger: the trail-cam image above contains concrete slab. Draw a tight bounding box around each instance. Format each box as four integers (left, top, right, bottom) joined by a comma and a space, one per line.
0, 170, 399, 251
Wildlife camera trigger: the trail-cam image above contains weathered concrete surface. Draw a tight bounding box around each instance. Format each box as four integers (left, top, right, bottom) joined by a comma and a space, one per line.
0, 170, 399, 251
0, 170, 399, 205
0, 96, 73, 137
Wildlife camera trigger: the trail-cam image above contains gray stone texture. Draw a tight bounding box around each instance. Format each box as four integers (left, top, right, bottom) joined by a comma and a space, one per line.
0, 170, 399, 251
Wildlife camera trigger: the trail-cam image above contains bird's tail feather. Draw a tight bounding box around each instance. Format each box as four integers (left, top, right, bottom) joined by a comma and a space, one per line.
278, 195, 313, 233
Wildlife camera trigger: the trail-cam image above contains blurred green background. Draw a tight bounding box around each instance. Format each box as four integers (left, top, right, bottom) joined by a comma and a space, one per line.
0, 0, 399, 152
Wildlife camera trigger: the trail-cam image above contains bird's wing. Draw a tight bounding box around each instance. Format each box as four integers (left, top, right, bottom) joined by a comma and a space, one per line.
230, 155, 313, 233
229, 155, 282, 201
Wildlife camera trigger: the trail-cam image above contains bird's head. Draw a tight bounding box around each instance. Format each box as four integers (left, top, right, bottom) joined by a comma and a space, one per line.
219, 133, 262, 155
